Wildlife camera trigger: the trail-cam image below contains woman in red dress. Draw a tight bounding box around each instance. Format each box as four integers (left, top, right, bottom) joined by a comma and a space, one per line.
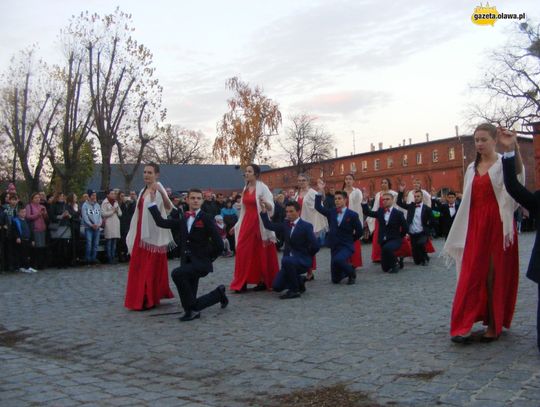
124, 163, 176, 310
230, 164, 279, 292
444, 124, 521, 343
343, 174, 363, 269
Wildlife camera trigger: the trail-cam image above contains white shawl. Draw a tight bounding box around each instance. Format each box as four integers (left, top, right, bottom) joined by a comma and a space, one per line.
367, 190, 398, 233
443, 155, 524, 276
406, 189, 432, 207
126, 182, 176, 254
347, 187, 364, 223
298, 188, 329, 234
234, 180, 276, 244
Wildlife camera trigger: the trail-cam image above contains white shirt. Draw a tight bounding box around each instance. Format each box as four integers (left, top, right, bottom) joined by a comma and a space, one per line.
448, 204, 456, 218
186, 209, 201, 233
289, 217, 300, 236
410, 203, 423, 234
383, 207, 392, 224
337, 207, 346, 225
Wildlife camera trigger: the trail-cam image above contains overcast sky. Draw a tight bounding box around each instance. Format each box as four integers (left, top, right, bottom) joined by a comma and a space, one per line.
0, 0, 537, 163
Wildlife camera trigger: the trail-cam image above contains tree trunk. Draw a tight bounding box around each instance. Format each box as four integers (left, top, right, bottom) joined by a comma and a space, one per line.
99, 140, 114, 191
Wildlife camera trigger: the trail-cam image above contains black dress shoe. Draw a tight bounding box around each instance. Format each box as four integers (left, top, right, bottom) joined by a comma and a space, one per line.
217, 285, 229, 309
347, 270, 357, 285
234, 284, 248, 294
179, 311, 200, 322
279, 290, 300, 299
299, 277, 306, 293
451, 335, 472, 344
398, 257, 404, 269
389, 265, 399, 274
253, 283, 267, 291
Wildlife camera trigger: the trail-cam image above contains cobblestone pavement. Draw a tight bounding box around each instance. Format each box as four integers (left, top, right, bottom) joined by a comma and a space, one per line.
1, 233, 539, 407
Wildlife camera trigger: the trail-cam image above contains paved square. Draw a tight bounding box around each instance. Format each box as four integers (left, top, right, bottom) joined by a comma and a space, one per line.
1, 234, 539, 406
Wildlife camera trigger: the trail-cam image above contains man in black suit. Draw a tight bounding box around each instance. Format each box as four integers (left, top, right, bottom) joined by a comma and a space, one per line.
433, 191, 460, 238
362, 193, 408, 273
397, 187, 434, 266
314, 179, 363, 285
500, 129, 539, 351
259, 200, 320, 299
148, 188, 227, 322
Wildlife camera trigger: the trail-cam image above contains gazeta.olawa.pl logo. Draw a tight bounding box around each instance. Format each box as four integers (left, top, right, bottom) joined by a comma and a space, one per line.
471, 3, 526, 26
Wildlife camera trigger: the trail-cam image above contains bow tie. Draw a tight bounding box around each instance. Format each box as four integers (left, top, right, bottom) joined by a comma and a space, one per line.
336, 208, 343, 214
449, 204, 454, 208
288, 221, 296, 228
415, 204, 421, 208
384, 208, 391, 213
185, 211, 196, 219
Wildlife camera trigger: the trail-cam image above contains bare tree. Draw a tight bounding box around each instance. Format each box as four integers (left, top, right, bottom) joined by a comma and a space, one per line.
214, 77, 282, 166
145, 124, 209, 165
470, 21, 540, 133
0, 47, 60, 194
64, 8, 164, 189
279, 113, 334, 174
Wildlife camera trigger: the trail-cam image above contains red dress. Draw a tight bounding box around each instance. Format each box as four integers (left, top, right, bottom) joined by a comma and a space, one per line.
230, 189, 279, 290
450, 173, 519, 336
346, 197, 362, 268
371, 195, 412, 261
124, 197, 174, 310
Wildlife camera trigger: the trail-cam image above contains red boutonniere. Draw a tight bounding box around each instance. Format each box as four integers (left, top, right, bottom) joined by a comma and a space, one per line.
194, 220, 204, 228
346, 217, 351, 223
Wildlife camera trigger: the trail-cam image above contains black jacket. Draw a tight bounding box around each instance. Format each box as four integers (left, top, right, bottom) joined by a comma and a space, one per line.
362, 204, 408, 245
148, 205, 223, 264
397, 192, 434, 235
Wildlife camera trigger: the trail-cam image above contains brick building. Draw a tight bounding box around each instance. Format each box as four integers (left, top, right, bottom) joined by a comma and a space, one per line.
260, 135, 535, 197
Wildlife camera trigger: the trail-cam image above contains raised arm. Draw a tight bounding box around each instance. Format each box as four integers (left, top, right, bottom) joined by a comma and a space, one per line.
148, 204, 180, 230
259, 211, 284, 234
361, 203, 377, 219
502, 156, 537, 213
396, 190, 408, 210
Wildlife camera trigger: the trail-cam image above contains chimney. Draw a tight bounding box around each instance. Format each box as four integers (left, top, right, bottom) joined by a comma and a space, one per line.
402, 139, 406, 146
426, 133, 429, 142
335, 148, 338, 158
378, 142, 383, 150
455, 125, 459, 137
370, 143, 375, 152
409, 138, 412, 145
389, 145, 392, 148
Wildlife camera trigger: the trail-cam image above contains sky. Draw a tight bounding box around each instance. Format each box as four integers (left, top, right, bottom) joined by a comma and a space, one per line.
0, 0, 538, 164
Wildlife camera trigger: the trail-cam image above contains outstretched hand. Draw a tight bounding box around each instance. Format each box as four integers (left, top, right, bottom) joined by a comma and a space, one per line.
399, 183, 406, 193
497, 128, 518, 152
317, 178, 326, 194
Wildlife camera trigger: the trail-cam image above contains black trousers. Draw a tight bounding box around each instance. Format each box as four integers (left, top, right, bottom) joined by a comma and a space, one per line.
14, 240, 32, 270
380, 238, 402, 272
171, 257, 221, 313
410, 233, 428, 265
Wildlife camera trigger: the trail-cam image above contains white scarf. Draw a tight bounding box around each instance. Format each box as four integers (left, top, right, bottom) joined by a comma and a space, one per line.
347, 187, 364, 223
234, 180, 276, 245
298, 188, 329, 234
126, 182, 176, 254
366, 190, 398, 233
443, 155, 524, 276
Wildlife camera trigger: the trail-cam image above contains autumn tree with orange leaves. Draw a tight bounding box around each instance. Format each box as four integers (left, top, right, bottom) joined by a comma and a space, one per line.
213, 77, 282, 166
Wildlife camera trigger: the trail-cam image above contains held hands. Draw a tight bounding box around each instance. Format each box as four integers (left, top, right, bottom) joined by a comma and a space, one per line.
317, 178, 326, 194
497, 128, 518, 152
259, 197, 268, 213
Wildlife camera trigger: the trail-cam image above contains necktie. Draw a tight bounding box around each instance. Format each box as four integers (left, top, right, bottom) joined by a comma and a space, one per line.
185, 211, 195, 219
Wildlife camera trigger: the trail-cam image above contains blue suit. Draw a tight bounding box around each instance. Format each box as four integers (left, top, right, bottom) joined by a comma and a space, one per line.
502, 155, 540, 351
260, 213, 319, 293
314, 194, 363, 283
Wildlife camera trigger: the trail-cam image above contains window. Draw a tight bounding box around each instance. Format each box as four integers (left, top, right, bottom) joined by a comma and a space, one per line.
350, 162, 357, 173
402, 154, 408, 167
432, 150, 439, 162
374, 159, 380, 171
361, 160, 368, 172
320, 168, 324, 178
387, 156, 393, 168
340, 163, 345, 174
416, 152, 422, 165
448, 147, 455, 160
330, 167, 334, 176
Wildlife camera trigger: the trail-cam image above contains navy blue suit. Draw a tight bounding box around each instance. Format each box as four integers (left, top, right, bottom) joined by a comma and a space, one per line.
363, 204, 408, 272
315, 195, 363, 283
260, 213, 319, 293
502, 155, 540, 351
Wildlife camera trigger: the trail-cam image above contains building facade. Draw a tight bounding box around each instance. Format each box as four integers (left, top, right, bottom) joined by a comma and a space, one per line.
260, 135, 535, 197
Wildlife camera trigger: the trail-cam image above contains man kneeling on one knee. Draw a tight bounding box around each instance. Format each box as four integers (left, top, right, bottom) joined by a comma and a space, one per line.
259, 199, 319, 299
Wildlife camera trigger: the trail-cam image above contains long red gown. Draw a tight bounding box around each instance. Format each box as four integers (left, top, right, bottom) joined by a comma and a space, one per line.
371, 195, 412, 261
450, 173, 519, 336
346, 197, 363, 268
124, 196, 174, 310
230, 189, 279, 290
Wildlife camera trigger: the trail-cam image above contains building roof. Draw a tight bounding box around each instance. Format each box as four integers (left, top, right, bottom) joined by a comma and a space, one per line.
87, 164, 270, 192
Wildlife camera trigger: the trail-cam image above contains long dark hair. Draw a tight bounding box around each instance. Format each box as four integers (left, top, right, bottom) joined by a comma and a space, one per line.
342, 173, 355, 190
473, 123, 497, 170
381, 178, 392, 190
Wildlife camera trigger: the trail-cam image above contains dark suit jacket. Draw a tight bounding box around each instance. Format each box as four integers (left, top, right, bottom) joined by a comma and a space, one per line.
432, 199, 459, 236
148, 205, 224, 266
260, 213, 319, 261
397, 192, 434, 235
503, 155, 540, 284
362, 204, 408, 245
314, 195, 362, 251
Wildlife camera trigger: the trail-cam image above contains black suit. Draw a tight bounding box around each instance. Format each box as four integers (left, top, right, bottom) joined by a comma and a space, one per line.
397, 192, 434, 265
433, 200, 459, 238
363, 204, 408, 272
148, 205, 224, 314
502, 155, 540, 351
